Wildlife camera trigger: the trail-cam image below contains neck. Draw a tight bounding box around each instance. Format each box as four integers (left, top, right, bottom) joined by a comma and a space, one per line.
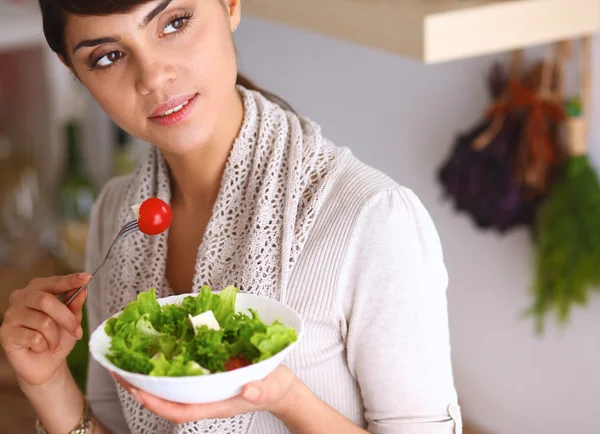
162, 88, 245, 210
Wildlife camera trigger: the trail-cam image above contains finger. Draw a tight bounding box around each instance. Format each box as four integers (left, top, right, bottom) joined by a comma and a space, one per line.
110, 372, 144, 401
110, 373, 187, 419
24, 291, 80, 338
136, 389, 244, 424
8, 287, 25, 304
111, 372, 245, 423
4, 326, 48, 353
111, 372, 178, 411
26, 273, 92, 295
110, 372, 132, 391
12, 307, 61, 352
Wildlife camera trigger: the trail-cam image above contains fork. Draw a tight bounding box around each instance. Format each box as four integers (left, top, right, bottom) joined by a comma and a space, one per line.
64, 219, 139, 306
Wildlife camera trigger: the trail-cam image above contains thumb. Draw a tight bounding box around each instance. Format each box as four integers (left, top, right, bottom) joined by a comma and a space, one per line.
241, 383, 264, 404
241, 367, 296, 406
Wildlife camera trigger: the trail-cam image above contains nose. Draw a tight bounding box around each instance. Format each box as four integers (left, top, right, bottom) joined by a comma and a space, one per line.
135, 55, 176, 95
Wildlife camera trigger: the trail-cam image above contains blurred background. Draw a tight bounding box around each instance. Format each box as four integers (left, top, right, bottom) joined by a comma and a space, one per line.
1, 1, 600, 433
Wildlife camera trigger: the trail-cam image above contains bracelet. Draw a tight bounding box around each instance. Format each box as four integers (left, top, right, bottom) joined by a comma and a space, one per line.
36, 398, 95, 434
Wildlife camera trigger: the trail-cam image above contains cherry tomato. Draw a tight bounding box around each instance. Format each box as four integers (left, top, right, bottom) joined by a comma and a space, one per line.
137, 197, 173, 235
224, 355, 252, 371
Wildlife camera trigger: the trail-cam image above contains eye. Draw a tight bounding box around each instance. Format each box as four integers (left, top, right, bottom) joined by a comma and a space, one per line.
162, 14, 191, 35
93, 51, 124, 69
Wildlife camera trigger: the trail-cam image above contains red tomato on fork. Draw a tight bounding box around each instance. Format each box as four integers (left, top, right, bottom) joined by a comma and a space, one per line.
137, 198, 173, 235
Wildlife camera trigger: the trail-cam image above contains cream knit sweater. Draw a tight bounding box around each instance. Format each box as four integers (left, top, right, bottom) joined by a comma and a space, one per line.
84, 89, 462, 434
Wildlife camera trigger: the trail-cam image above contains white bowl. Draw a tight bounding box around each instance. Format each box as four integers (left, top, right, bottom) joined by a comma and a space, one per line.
89, 292, 304, 404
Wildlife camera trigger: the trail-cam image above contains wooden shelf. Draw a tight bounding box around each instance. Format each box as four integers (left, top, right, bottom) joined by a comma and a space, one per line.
243, 0, 600, 64
0, 3, 44, 52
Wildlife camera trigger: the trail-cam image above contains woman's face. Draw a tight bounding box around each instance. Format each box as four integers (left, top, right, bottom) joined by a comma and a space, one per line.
63, 0, 241, 155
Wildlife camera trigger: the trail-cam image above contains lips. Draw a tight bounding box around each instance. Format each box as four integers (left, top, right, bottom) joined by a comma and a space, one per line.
148, 94, 198, 127
149, 94, 197, 118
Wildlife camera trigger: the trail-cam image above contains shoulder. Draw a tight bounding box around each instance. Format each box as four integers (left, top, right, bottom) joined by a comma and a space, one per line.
323, 153, 440, 243
311, 151, 446, 287
328, 157, 448, 315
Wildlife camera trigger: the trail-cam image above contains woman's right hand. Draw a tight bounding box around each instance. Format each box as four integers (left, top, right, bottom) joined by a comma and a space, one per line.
0, 273, 91, 388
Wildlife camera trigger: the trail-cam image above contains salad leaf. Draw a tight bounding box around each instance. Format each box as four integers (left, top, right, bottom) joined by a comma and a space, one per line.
136, 313, 163, 338
136, 288, 162, 316
154, 303, 190, 338
149, 353, 210, 377
149, 353, 209, 377
105, 287, 161, 337
191, 326, 230, 372
106, 334, 153, 374
103, 286, 298, 377
213, 286, 238, 323
250, 322, 299, 362
180, 285, 239, 325
223, 309, 266, 362
158, 335, 178, 359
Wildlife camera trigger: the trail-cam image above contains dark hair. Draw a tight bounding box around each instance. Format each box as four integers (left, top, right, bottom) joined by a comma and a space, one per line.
37, 0, 294, 112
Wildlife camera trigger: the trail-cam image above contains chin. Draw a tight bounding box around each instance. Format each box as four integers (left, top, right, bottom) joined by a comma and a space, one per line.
143, 110, 215, 155
154, 130, 211, 155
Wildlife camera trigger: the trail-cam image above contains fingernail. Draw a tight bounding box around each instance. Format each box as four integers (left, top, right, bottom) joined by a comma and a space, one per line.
130, 388, 144, 405
243, 385, 261, 401
75, 326, 83, 340
78, 273, 92, 280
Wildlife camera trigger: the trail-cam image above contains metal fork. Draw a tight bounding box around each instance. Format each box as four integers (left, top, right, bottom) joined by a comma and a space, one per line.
64, 219, 139, 306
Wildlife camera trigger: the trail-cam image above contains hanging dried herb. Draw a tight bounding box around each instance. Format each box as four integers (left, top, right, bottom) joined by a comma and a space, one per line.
528, 37, 600, 332
437, 54, 558, 233
438, 107, 533, 231
530, 152, 600, 331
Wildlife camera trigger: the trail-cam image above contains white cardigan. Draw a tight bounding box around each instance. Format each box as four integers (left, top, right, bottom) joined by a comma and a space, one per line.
84, 106, 462, 434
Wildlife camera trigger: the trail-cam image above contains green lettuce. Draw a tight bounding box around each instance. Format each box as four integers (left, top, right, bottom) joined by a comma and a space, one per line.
179, 285, 238, 325
149, 353, 209, 377
104, 286, 297, 376
251, 322, 300, 362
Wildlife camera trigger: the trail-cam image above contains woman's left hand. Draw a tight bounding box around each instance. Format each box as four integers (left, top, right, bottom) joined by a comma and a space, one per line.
110, 365, 297, 424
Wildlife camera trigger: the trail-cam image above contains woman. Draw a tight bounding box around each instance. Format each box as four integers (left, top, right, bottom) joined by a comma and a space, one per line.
0, 0, 462, 433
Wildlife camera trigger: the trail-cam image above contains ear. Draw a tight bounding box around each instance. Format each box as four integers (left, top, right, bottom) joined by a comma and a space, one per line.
223, 0, 241, 32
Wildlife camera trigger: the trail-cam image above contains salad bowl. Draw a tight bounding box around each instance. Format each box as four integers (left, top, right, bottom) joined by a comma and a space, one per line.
89, 288, 304, 404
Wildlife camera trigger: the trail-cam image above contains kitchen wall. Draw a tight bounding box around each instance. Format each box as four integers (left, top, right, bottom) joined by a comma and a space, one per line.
234, 16, 600, 434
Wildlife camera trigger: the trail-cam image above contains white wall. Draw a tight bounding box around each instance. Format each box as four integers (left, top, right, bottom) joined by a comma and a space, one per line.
234, 16, 600, 434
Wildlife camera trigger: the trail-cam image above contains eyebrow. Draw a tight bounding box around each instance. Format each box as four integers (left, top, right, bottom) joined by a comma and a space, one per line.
141, 0, 174, 26
72, 0, 174, 54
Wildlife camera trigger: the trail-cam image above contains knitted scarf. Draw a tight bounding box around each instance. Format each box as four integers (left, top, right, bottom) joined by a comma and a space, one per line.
102, 86, 346, 434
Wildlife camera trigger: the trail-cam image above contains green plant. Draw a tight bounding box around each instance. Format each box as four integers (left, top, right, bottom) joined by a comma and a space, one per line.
528, 155, 600, 333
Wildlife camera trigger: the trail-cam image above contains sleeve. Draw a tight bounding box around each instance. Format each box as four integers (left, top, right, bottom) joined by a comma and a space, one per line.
339, 187, 462, 434
84, 177, 131, 434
